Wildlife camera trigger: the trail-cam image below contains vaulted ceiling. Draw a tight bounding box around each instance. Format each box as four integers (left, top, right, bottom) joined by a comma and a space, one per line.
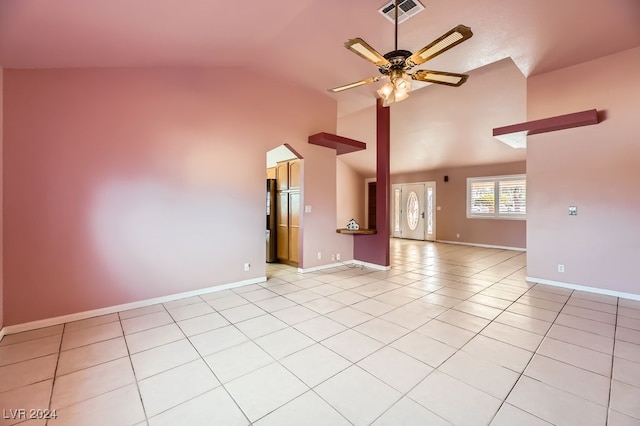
1, 0, 639, 175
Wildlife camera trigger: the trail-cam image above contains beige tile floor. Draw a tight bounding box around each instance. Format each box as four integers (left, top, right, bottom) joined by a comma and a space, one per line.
1, 240, 640, 425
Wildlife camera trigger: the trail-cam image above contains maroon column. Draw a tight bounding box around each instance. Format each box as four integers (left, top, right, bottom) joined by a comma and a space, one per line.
354, 98, 390, 267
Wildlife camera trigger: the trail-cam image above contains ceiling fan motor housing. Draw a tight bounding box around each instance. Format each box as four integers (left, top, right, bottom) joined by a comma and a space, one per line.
380, 50, 412, 74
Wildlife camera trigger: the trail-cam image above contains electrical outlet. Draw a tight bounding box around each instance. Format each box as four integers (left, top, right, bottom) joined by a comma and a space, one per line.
317, 252, 322, 260
331, 254, 336, 261
244, 263, 251, 272
558, 264, 565, 273
456, 233, 460, 239
336, 253, 341, 261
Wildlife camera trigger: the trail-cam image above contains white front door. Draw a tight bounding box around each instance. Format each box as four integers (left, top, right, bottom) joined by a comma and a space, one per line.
401, 184, 425, 240
392, 182, 437, 241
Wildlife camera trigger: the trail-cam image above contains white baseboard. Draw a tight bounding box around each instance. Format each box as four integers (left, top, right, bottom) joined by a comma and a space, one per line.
298, 261, 351, 273
2, 276, 267, 336
437, 240, 526, 252
299, 259, 391, 273
353, 260, 392, 271
526, 276, 640, 301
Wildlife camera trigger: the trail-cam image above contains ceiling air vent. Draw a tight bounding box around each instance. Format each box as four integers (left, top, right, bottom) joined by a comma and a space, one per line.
378, 0, 425, 24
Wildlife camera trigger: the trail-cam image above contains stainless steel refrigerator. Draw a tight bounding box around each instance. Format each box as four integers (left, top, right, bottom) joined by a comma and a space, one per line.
266, 179, 277, 262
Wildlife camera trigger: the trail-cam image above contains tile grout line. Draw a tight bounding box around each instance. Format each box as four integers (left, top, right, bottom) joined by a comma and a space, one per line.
367, 254, 529, 424
486, 287, 591, 424
44, 323, 65, 426
242, 262, 624, 424
5, 242, 638, 425
178, 293, 267, 425
605, 298, 620, 425
129, 296, 256, 424
118, 308, 153, 424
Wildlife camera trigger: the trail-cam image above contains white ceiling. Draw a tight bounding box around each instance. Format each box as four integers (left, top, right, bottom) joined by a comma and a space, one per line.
1, 0, 639, 175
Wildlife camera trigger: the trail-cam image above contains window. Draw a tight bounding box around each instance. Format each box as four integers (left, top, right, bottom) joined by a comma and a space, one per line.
467, 174, 526, 219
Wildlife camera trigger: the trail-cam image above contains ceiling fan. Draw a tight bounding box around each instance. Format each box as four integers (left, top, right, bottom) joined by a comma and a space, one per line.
328, 0, 473, 106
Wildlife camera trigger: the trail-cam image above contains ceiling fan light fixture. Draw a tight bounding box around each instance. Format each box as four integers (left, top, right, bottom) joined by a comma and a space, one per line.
329, 2, 472, 100
377, 71, 412, 106
394, 74, 412, 92
377, 82, 394, 98
394, 89, 410, 102
379, 88, 410, 107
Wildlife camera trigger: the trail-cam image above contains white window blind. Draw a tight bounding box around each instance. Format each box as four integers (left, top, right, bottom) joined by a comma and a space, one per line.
467, 174, 526, 219
498, 178, 526, 216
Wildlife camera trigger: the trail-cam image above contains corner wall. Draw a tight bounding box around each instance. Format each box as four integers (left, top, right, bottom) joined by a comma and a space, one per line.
526, 47, 640, 295
336, 158, 365, 228
3, 67, 345, 325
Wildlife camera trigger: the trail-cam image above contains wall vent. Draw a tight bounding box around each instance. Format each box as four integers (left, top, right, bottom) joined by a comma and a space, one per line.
378, 0, 425, 24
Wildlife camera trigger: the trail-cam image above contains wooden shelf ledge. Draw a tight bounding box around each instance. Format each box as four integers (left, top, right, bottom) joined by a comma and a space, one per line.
492, 109, 599, 148
336, 228, 377, 235
309, 132, 366, 155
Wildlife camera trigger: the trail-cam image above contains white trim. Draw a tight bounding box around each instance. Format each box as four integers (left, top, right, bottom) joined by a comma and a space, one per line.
353, 260, 391, 271
298, 260, 391, 272
392, 181, 437, 241
298, 261, 349, 273
467, 174, 527, 220
0, 327, 6, 343
2, 277, 266, 336
436, 240, 526, 252
526, 276, 640, 301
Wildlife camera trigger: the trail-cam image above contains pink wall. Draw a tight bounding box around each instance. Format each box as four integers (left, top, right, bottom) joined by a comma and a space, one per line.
3, 67, 345, 325
336, 158, 365, 227
526, 47, 640, 295
295, 145, 355, 269
0, 67, 4, 330
393, 162, 527, 249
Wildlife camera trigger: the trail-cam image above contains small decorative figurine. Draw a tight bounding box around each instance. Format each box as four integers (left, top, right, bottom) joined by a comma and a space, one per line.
346, 218, 360, 231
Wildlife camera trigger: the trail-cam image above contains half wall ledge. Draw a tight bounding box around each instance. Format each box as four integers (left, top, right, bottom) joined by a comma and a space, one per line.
308, 132, 366, 155
336, 228, 377, 235
493, 108, 599, 137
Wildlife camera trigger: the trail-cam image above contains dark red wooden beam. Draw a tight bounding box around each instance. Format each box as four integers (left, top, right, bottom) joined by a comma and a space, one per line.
493, 109, 599, 137
308, 132, 366, 155
353, 99, 390, 268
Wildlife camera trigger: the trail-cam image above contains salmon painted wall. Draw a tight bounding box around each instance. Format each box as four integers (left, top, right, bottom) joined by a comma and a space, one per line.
526, 47, 640, 295
393, 162, 527, 249
298, 146, 354, 269
336, 158, 365, 228
0, 67, 4, 330
3, 67, 346, 325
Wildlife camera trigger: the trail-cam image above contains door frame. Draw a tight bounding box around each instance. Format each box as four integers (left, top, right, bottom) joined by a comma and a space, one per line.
391, 181, 437, 241
363, 177, 376, 229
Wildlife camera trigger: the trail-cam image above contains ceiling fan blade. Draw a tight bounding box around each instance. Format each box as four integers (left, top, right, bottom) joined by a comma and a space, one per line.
406, 25, 473, 68
328, 76, 382, 93
344, 38, 391, 67
411, 70, 469, 87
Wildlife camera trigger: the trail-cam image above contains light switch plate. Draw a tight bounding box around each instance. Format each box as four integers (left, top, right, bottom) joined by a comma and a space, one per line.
569, 206, 577, 215
305, 205, 312, 213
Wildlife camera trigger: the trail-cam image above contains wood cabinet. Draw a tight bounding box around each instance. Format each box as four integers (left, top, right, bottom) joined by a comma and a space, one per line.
266, 167, 276, 179
276, 159, 300, 266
